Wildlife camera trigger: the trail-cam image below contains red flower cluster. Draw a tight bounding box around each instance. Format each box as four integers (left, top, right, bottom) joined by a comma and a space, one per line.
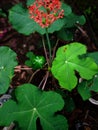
28, 0, 64, 28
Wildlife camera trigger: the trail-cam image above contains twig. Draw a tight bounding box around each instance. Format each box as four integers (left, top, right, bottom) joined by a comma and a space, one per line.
3, 122, 15, 130
42, 36, 49, 66
38, 74, 46, 88
75, 24, 88, 37
42, 71, 49, 90
84, 110, 89, 120
15, 66, 32, 70
52, 39, 59, 60
84, 13, 98, 47
28, 69, 40, 83
17, 67, 32, 70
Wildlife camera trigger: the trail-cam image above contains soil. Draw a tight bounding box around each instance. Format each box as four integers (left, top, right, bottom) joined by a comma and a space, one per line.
0, 0, 98, 130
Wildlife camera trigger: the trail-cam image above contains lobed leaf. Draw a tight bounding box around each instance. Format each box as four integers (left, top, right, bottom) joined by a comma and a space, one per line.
90, 74, 98, 92
87, 52, 98, 65
64, 13, 86, 28
0, 46, 17, 94
78, 74, 98, 100
51, 42, 98, 91
0, 84, 68, 130
9, 4, 45, 35
77, 81, 91, 100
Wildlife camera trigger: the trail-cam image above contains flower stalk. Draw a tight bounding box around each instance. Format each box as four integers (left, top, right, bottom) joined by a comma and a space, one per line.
42, 35, 49, 66
45, 28, 52, 66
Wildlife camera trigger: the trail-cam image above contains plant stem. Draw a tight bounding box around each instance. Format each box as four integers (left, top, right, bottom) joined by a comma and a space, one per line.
52, 39, 59, 60
45, 28, 52, 66
28, 69, 40, 83
42, 71, 49, 90
42, 35, 49, 66
38, 74, 46, 88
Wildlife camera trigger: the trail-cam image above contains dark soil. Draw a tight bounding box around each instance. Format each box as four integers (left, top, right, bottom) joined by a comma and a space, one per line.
0, 0, 98, 130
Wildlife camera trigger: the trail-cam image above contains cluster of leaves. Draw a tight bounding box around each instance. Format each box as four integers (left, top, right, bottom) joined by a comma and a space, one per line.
0, 44, 98, 129
0, 0, 98, 130
25, 52, 46, 70
77, 52, 98, 100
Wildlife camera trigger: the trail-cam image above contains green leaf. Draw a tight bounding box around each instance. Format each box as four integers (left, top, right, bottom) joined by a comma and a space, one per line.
27, 0, 35, 6
51, 42, 98, 91
9, 3, 66, 35
57, 28, 74, 41
0, 46, 17, 94
90, 74, 98, 92
64, 96, 75, 113
9, 4, 46, 35
0, 84, 68, 130
77, 81, 91, 100
48, 18, 66, 34
55, 89, 75, 112
64, 13, 86, 28
61, 3, 72, 16
87, 52, 98, 65
25, 51, 35, 66
25, 52, 46, 70
0, 73, 10, 94
78, 75, 98, 100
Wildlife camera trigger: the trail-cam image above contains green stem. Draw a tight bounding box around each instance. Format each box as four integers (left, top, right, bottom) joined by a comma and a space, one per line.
45, 28, 52, 66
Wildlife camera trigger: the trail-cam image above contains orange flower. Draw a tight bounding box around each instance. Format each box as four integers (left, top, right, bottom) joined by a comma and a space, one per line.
28, 0, 64, 28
